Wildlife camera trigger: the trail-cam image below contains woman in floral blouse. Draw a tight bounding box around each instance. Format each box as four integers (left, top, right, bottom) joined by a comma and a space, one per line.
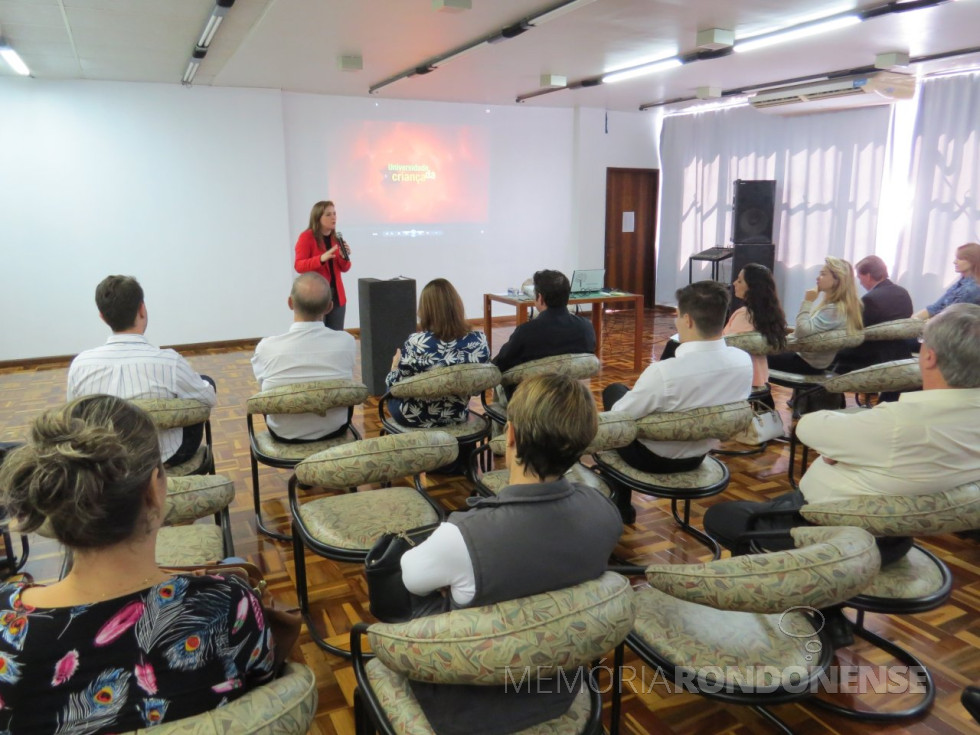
0, 396, 274, 734
386, 278, 490, 427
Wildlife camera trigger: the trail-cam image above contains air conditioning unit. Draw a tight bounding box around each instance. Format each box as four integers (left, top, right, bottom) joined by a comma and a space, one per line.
749, 71, 916, 115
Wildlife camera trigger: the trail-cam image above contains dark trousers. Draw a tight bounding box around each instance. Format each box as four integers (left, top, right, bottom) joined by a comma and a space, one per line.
766, 352, 826, 375
704, 489, 914, 565
323, 284, 346, 331
165, 374, 215, 468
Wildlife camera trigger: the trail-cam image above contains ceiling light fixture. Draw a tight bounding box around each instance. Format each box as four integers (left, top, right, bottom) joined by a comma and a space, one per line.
602, 57, 682, 84
182, 0, 235, 86
733, 14, 861, 53
0, 27, 30, 76
527, 0, 600, 26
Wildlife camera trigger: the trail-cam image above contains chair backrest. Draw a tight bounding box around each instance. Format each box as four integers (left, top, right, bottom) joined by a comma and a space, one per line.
247, 379, 369, 416
635, 401, 753, 442
724, 332, 782, 356
499, 353, 601, 387
164, 474, 236, 525
800, 482, 980, 537
295, 431, 458, 489
119, 662, 317, 735
822, 358, 921, 394
130, 398, 211, 429
488, 410, 636, 457
861, 318, 924, 342
786, 328, 864, 354
366, 572, 635, 685
388, 363, 501, 400
644, 526, 880, 613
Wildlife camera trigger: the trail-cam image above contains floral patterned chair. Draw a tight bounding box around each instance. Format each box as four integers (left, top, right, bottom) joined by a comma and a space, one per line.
473, 410, 636, 501
289, 431, 457, 658
591, 402, 753, 559
247, 379, 369, 541
120, 661, 317, 734
480, 353, 601, 431
795, 482, 980, 722
618, 526, 880, 734
130, 398, 215, 477
157, 474, 237, 566
378, 363, 501, 479
350, 571, 635, 735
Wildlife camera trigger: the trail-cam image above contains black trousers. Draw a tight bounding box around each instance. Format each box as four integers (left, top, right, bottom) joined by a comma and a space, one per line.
323, 283, 346, 331
766, 352, 826, 375
165, 374, 215, 468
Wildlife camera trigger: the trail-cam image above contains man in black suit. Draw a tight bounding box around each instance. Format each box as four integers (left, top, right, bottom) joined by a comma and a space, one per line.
837, 255, 914, 372
493, 270, 596, 397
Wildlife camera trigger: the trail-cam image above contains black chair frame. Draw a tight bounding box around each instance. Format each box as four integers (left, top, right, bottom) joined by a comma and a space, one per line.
289, 473, 444, 659
351, 622, 605, 735
479, 390, 507, 430
247, 407, 360, 542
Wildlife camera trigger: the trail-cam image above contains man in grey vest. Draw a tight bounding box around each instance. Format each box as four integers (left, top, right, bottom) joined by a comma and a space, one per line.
401, 373, 623, 735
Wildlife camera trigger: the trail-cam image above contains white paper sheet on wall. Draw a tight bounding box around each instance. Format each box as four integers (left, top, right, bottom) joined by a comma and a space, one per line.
622, 211, 635, 233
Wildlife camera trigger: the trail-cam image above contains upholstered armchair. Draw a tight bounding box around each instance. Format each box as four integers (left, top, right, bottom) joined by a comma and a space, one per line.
130, 397, 215, 476
767, 327, 865, 414
379, 363, 501, 478
620, 526, 880, 734
480, 353, 601, 430
473, 410, 636, 501
351, 571, 636, 735
795, 482, 980, 721
157, 474, 237, 566
119, 662, 317, 735
247, 379, 369, 541
591, 402, 753, 558
289, 431, 457, 657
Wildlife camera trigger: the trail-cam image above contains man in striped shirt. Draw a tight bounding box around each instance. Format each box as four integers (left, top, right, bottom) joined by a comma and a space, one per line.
67, 275, 217, 466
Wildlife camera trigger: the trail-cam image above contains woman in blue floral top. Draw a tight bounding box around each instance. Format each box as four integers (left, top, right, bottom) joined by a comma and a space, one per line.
386, 278, 490, 427
0, 396, 274, 734
914, 242, 980, 319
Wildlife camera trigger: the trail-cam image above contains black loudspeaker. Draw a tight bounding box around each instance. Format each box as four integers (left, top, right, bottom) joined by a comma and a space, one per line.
732, 179, 776, 244
358, 278, 417, 395
730, 243, 776, 283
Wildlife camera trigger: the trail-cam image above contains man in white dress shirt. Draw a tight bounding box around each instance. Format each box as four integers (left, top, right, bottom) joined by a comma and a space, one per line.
251, 273, 356, 441
705, 303, 980, 562
67, 275, 217, 466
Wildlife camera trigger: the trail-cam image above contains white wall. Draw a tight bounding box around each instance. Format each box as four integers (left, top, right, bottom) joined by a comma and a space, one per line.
0, 79, 292, 361
0, 79, 661, 361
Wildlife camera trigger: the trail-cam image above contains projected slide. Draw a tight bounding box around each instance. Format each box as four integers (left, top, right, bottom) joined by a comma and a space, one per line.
328, 121, 489, 226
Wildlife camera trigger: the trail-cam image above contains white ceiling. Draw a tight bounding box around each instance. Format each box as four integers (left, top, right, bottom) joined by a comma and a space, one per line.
1, 0, 979, 111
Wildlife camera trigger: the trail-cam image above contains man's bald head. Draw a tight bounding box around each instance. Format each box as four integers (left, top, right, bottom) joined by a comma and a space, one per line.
290, 273, 333, 321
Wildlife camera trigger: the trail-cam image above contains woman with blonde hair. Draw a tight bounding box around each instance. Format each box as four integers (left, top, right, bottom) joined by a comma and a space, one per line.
913, 242, 980, 319
767, 256, 863, 375
386, 279, 490, 427
0, 395, 274, 733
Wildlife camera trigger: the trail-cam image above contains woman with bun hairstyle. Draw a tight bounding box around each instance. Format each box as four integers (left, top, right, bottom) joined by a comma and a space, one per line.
726, 263, 788, 389
767, 256, 863, 374
913, 242, 980, 319
294, 200, 353, 330
0, 396, 274, 733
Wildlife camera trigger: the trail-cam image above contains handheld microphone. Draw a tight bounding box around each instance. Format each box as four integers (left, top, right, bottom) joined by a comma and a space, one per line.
335, 232, 351, 261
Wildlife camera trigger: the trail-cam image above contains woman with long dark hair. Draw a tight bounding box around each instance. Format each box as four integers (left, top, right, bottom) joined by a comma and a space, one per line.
294, 200, 353, 330
726, 264, 787, 389
386, 279, 490, 427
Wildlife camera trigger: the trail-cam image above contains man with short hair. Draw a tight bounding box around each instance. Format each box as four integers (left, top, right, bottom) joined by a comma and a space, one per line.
251, 272, 356, 441
401, 373, 622, 735
603, 280, 753, 474
705, 303, 980, 560
837, 255, 914, 371
68, 275, 217, 467
492, 270, 596, 394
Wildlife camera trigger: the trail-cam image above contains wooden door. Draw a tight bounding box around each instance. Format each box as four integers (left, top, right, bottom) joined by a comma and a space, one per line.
604, 168, 658, 305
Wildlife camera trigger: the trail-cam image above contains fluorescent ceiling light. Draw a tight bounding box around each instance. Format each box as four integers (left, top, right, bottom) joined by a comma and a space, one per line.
0, 45, 29, 76
198, 14, 224, 48
602, 57, 682, 84
528, 0, 600, 27
182, 59, 201, 85
734, 14, 861, 53
433, 41, 489, 66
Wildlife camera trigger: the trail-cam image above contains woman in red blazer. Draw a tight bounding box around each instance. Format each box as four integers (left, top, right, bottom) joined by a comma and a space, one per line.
294, 200, 353, 330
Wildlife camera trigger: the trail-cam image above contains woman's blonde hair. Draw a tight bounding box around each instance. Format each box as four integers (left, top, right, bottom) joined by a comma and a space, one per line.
821, 256, 864, 334
307, 200, 335, 249
418, 278, 470, 342
957, 242, 980, 279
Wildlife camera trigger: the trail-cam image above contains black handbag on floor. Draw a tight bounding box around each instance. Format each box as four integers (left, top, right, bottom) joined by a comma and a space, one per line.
365, 523, 441, 623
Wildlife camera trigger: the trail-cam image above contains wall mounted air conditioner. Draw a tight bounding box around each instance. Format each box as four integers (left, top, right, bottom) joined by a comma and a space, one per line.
749, 71, 916, 115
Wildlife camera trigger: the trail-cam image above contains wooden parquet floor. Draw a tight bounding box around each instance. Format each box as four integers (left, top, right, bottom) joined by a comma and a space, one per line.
2, 308, 978, 734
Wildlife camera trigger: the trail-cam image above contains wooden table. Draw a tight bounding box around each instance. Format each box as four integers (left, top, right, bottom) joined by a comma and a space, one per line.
483, 291, 645, 372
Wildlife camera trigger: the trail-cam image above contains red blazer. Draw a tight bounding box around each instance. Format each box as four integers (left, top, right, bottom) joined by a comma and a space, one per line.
293, 229, 353, 306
